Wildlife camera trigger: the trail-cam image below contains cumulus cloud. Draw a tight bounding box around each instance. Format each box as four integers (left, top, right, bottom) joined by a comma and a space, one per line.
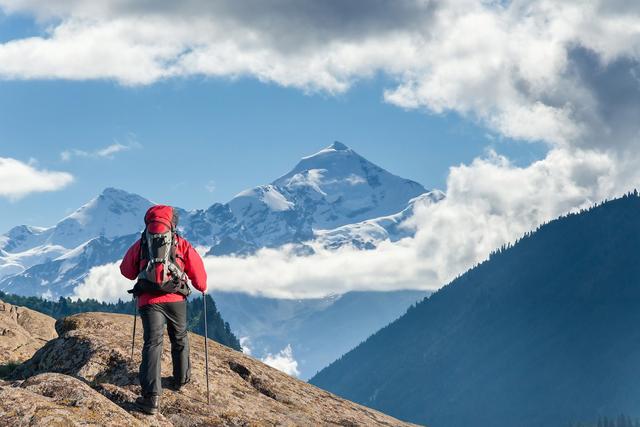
61, 1, 640, 303
261, 345, 300, 377
0, 157, 73, 200
0, 1, 639, 150
71, 262, 132, 302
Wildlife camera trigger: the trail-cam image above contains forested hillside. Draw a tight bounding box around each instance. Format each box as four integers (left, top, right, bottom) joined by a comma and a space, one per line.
0, 291, 241, 351
312, 192, 640, 427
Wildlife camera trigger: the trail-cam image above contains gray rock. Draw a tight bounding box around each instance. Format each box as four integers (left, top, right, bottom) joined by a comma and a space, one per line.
0, 299, 56, 365
0, 373, 146, 426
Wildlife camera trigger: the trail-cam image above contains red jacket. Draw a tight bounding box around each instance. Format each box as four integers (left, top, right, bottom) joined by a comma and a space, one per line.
120, 235, 208, 307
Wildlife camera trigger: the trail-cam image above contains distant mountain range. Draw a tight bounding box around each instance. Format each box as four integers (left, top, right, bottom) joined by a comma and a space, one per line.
0, 142, 440, 378
311, 192, 640, 427
0, 141, 442, 298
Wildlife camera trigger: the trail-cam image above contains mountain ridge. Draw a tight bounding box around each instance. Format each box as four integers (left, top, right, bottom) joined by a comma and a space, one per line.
214, 289, 430, 380
310, 191, 640, 427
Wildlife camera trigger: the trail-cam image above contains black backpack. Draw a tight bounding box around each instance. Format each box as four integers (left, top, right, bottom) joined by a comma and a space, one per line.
128, 206, 191, 297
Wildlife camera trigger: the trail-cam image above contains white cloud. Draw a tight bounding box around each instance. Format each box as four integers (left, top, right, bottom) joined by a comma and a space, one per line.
205, 180, 216, 193
41, 289, 54, 300
261, 345, 300, 377
0, 156, 73, 200
96, 143, 129, 158
239, 337, 252, 355
71, 262, 132, 302
56, 1, 640, 308
61, 141, 139, 161
0, 1, 638, 151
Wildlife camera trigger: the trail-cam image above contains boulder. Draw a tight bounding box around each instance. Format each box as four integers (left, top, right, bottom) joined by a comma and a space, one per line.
0, 299, 56, 365
0, 373, 145, 426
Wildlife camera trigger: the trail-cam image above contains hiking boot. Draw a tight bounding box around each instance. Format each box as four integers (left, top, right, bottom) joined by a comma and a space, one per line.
135, 394, 159, 415
171, 377, 190, 392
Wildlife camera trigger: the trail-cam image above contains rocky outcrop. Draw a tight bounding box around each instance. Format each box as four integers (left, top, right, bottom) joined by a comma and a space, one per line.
9, 312, 416, 426
0, 373, 144, 426
0, 299, 56, 364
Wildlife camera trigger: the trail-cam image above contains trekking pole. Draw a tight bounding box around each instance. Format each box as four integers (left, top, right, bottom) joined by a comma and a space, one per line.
130, 296, 137, 361
202, 292, 211, 405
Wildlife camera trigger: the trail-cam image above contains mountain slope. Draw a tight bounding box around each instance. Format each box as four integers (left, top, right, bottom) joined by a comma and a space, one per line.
0, 233, 138, 297
273, 141, 428, 229
311, 192, 640, 427
315, 191, 444, 250
5, 311, 416, 426
1, 188, 151, 254
214, 290, 429, 379
206, 141, 429, 255
0, 298, 57, 364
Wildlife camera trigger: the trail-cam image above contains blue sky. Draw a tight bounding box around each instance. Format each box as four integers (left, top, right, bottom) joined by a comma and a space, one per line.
0, 74, 546, 233
9, 1, 632, 238
1, 1, 637, 298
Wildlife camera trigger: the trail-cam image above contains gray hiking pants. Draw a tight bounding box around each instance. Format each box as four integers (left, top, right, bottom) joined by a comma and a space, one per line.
139, 300, 190, 396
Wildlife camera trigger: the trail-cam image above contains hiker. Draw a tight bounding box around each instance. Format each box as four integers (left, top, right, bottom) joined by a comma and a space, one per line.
119, 205, 207, 415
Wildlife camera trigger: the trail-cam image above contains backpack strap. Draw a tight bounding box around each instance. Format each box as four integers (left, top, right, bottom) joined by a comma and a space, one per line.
128, 278, 191, 297
139, 230, 147, 261
167, 233, 187, 284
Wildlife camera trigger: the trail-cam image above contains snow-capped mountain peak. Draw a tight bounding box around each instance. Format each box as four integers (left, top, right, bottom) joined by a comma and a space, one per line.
49, 187, 152, 248
0, 188, 153, 282
207, 142, 432, 255
287, 141, 362, 176
329, 141, 349, 150
231, 185, 294, 213
300, 141, 351, 160
66, 187, 150, 222
273, 142, 428, 229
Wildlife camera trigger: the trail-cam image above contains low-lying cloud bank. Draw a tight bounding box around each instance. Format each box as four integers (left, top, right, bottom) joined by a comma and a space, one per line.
72, 263, 132, 302
72, 145, 637, 302
261, 345, 300, 377
199, 147, 634, 298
